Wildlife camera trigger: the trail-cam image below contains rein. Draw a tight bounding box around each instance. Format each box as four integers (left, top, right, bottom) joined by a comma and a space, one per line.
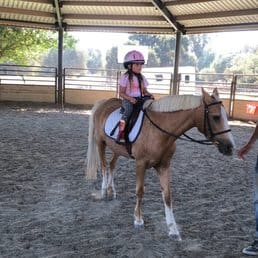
143, 109, 212, 145
143, 100, 231, 145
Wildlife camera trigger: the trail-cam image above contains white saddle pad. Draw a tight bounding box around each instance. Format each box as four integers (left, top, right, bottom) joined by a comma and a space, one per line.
104, 108, 144, 143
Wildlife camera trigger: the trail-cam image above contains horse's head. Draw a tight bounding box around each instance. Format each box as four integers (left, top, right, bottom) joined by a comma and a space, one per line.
198, 88, 235, 156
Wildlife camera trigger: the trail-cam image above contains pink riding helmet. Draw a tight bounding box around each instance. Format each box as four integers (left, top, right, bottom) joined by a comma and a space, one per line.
123, 50, 145, 69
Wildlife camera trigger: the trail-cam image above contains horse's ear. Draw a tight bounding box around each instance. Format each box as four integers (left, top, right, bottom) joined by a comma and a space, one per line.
201, 87, 209, 101
212, 87, 219, 97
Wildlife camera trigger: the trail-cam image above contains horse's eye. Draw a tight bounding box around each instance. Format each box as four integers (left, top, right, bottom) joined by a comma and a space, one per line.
213, 115, 220, 122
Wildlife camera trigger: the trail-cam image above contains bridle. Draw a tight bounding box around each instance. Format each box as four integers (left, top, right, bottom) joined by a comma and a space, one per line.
143, 99, 231, 145
203, 100, 231, 141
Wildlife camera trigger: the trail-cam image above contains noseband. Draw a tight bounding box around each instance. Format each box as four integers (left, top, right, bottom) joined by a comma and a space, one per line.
203, 100, 231, 141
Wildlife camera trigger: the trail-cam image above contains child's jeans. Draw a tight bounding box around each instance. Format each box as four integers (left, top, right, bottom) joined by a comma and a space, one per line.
121, 99, 134, 122
121, 96, 151, 122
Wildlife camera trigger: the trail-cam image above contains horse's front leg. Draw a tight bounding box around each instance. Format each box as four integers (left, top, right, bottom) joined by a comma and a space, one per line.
134, 162, 146, 228
157, 166, 181, 240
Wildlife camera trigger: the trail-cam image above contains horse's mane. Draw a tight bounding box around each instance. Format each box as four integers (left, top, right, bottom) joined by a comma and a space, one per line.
144, 95, 202, 112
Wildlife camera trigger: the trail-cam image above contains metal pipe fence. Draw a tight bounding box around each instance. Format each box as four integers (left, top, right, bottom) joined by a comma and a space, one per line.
0, 64, 57, 102
1, 65, 258, 110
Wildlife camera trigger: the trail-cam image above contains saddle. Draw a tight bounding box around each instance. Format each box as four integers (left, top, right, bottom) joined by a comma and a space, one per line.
104, 96, 151, 144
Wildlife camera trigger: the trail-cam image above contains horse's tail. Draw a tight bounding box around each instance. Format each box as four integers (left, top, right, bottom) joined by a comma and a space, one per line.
85, 100, 106, 180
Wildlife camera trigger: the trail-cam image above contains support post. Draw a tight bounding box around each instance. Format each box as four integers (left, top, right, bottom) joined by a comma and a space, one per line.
57, 27, 63, 106
230, 74, 237, 119
172, 31, 181, 95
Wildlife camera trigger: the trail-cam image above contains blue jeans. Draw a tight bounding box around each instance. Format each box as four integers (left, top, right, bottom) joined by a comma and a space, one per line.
121, 96, 151, 122
254, 156, 258, 238
121, 99, 134, 122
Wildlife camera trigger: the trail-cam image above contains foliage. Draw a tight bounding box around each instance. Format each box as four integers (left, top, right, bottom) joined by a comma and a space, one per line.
213, 54, 235, 74
187, 35, 212, 70
85, 48, 102, 73
42, 48, 85, 69
226, 48, 258, 75
225, 48, 258, 83
127, 34, 176, 67
201, 46, 258, 82
105, 47, 123, 75
0, 27, 77, 65
124, 34, 214, 70
105, 47, 119, 70
146, 49, 160, 67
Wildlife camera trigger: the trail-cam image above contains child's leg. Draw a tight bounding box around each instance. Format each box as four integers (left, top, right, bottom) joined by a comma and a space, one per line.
116, 99, 134, 142
121, 99, 134, 122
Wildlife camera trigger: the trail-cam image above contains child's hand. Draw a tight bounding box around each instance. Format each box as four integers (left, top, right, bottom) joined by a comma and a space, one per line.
145, 94, 154, 100
130, 97, 137, 104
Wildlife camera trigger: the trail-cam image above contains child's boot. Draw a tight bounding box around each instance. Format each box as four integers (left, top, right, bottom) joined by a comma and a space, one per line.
116, 120, 126, 143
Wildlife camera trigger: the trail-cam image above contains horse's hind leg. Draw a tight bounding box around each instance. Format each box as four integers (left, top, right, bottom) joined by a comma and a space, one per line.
107, 153, 119, 198
97, 140, 108, 198
156, 165, 181, 241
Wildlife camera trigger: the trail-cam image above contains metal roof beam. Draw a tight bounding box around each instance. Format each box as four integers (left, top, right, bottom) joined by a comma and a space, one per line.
66, 25, 175, 34
0, 7, 53, 18
166, 0, 218, 5
151, 0, 185, 33
0, 18, 56, 30
187, 23, 258, 34
53, 0, 63, 29
19, 0, 52, 4
64, 1, 153, 7
178, 8, 258, 21
64, 14, 163, 21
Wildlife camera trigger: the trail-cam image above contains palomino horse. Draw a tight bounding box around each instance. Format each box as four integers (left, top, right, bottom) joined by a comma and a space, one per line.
85, 88, 235, 240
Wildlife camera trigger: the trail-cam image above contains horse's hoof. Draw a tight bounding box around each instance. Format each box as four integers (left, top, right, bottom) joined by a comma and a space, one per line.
112, 192, 117, 199
134, 219, 144, 230
169, 233, 182, 241
107, 189, 116, 200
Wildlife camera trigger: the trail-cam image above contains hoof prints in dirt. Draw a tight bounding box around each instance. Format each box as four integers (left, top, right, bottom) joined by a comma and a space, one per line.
0, 103, 256, 257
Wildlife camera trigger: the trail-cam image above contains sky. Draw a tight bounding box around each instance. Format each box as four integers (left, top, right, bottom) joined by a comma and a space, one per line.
71, 31, 128, 54
70, 30, 258, 57
207, 31, 258, 54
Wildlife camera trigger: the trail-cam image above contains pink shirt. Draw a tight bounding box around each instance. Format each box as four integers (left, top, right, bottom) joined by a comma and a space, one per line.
119, 73, 149, 97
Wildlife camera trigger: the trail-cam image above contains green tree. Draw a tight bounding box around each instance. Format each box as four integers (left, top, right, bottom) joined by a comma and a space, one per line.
146, 49, 160, 67
0, 27, 77, 65
105, 46, 124, 76
188, 34, 214, 70
42, 49, 86, 69
105, 47, 119, 70
128, 34, 175, 66
86, 48, 102, 73
213, 54, 235, 74
127, 34, 212, 68
226, 47, 258, 82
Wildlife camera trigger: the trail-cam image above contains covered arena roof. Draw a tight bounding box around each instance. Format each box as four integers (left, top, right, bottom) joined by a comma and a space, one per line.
0, 0, 258, 34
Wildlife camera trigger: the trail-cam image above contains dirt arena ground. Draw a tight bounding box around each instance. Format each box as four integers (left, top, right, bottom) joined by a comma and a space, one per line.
1, 101, 258, 258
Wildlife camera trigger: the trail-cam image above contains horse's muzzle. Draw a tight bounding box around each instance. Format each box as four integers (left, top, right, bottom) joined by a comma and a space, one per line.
214, 140, 234, 156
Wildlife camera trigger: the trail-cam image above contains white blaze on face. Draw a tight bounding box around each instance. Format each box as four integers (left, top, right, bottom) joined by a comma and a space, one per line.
220, 108, 235, 147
